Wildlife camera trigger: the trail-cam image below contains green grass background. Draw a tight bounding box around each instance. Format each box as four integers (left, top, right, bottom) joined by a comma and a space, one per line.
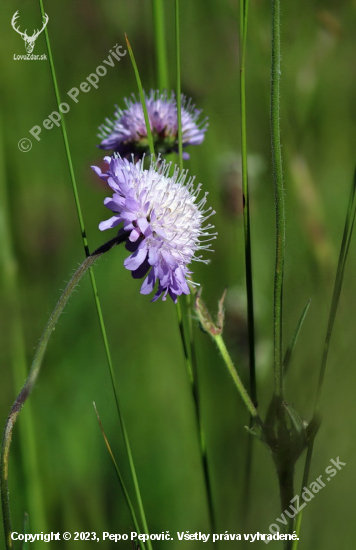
1, 0, 355, 548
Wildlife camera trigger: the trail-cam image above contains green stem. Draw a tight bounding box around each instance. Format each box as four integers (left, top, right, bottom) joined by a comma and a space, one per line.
215, 335, 260, 421
151, 0, 169, 90
175, 0, 183, 170
39, 7, 152, 546
39, 0, 89, 257
1, 234, 127, 550
271, 0, 285, 398
176, 299, 216, 532
124, 35, 179, 550
174, 0, 216, 532
239, 0, 256, 407
290, 510, 303, 550
276, 465, 295, 534
38, 3, 114, 404
111, 379, 154, 550
176, 300, 193, 382
239, 0, 257, 522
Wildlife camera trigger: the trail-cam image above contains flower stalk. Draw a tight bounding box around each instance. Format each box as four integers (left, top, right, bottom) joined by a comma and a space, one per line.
239, 0, 257, 520
271, 0, 285, 399
151, 0, 169, 90
195, 290, 260, 422
239, 0, 256, 408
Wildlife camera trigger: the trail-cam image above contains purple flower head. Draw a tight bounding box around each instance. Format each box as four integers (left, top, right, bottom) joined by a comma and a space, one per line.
98, 90, 208, 160
92, 155, 216, 303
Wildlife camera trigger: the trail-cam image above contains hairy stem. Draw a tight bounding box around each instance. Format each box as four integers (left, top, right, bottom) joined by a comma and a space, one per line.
271, 0, 285, 399
215, 335, 260, 421
1, 234, 127, 550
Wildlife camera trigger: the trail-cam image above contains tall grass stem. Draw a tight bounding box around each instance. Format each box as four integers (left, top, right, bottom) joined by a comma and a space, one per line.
174, 0, 216, 532
271, 0, 285, 398
175, 0, 183, 171
38, 8, 152, 547
151, 0, 169, 90
239, 0, 257, 521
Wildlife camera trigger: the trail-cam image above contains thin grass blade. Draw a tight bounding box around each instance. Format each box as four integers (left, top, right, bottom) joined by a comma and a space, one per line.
93, 403, 146, 550
283, 299, 311, 375
125, 34, 155, 158
37, 8, 153, 550
315, 167, 356, 410
297, 166, 356, 540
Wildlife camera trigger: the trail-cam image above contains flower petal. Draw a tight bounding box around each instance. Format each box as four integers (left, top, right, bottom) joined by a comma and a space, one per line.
129, 228, 141, 242
124, 247, 147, 271
140, 269, 157, 294
99, 216, 121, 231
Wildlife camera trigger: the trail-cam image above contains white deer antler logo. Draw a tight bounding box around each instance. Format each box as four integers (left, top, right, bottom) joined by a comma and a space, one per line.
11, 10, 49, 54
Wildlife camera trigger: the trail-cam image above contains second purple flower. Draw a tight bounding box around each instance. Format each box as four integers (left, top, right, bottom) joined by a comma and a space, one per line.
98, 90, 208, 159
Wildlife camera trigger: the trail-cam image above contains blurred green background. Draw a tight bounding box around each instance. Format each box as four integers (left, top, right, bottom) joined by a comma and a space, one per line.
1, 0, 356, 548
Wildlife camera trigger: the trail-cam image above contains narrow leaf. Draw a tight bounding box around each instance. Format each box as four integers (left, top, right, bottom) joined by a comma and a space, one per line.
283, 299, 311, 375
125, 34, 155, 158
93, 403, 146, 550
298, 166, 356, 542
315, 166, 356, 410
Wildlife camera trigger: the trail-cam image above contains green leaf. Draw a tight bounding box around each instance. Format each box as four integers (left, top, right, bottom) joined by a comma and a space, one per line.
125, 34, 155, 158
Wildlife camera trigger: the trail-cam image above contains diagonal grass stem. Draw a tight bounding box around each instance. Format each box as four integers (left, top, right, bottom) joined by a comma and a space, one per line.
174, 0, 216, 532
1, 234, 127, 550
125, 34, 155, 158
296, 167, 356, 544
93, 403, 146, 550
38, 7, 152, 548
